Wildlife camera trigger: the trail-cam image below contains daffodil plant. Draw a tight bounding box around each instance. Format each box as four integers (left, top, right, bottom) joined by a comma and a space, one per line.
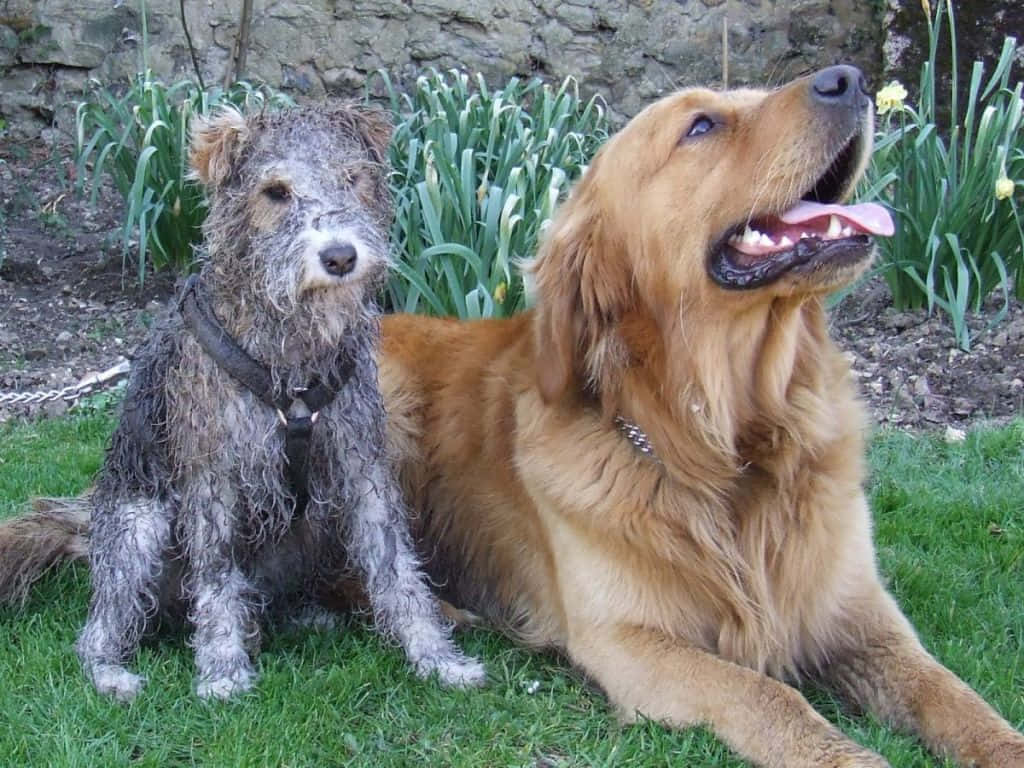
374, 69, 608, 319
860, 0, 1023, 349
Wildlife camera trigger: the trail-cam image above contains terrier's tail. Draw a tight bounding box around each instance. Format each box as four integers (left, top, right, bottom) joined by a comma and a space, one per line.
0, 496, 91, 604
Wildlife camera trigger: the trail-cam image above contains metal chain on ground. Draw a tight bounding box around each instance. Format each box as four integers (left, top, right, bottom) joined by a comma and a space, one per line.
0, 360, 131, 407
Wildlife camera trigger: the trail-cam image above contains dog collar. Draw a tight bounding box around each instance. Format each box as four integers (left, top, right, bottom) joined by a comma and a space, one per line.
179, 274, 355, 513
614, 415, 659, 461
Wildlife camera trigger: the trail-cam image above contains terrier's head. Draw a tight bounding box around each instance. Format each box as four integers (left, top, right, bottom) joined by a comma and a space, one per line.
189, 104, 394, 324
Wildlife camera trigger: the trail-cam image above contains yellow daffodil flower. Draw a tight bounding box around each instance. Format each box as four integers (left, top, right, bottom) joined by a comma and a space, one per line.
876, 82, 908, 115
995, 176, 1015, 201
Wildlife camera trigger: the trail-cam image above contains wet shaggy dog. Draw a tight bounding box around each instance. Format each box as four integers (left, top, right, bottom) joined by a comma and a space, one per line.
0, 104, 483, 700
375, 67, 1024, 766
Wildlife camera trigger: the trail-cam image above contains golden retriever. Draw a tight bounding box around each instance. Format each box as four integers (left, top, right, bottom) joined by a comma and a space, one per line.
377, 66, 1024, 767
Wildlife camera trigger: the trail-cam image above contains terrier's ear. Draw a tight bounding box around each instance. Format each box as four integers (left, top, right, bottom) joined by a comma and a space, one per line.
188, 107, 251, 187
351, 104, 393, 166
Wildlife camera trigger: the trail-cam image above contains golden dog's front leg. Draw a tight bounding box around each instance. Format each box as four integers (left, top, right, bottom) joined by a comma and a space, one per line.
823, 592, 1024, 767
569, 624, 890, 768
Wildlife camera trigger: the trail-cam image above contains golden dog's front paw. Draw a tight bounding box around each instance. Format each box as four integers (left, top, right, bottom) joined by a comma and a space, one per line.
972, 732, 1024, 767
837, 756, 891, 768
815, 732, 891, 768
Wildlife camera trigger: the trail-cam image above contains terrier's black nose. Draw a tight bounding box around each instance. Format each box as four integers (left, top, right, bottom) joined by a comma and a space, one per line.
810, 65, 869, 108
319, 243, 357, 277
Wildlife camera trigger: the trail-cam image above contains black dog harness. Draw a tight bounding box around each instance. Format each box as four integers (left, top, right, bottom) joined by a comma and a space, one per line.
180, 274, 355, 513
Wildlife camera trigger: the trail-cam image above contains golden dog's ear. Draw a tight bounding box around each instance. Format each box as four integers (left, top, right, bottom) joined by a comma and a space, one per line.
533, 235, 577, 404
532, 164, 630, 404
189, 107, 251, 187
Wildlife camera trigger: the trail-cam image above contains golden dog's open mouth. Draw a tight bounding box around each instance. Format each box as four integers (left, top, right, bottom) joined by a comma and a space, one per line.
710, 131, 894, 290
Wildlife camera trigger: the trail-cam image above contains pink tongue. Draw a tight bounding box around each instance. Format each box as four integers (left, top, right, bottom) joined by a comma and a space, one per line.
780, 201, 894, 236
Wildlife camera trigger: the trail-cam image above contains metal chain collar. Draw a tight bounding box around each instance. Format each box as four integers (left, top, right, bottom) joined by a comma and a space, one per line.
0, 360, 131, 408
614, 415, 659, 461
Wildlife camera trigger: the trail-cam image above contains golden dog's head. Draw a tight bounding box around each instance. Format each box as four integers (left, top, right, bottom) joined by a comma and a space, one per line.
533, 66, 893, 411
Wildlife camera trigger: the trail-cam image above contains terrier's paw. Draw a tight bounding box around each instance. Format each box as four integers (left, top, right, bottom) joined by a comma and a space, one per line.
196, 666, 256, 700
416, 652, 487, 688
89, 663, 147, 702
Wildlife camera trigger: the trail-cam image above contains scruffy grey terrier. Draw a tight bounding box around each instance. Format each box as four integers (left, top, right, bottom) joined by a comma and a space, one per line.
0, 104, 484, 700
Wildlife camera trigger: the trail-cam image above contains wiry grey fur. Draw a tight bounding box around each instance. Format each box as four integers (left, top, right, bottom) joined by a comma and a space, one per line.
2, 104, 484, 700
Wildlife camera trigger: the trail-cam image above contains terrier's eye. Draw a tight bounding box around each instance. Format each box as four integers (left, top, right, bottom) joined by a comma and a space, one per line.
262, 183, 292, 202
685, 115, 716, 139
348, 167, 379, 203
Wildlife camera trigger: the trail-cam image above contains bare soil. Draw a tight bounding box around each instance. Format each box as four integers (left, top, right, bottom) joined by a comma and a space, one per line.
1, 139, 1022, 429
0, 140, 176, 421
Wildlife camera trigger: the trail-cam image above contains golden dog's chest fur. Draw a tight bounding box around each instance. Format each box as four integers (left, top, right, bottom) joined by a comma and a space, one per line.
379, 67, 1024, 768
382, 304, 874, 680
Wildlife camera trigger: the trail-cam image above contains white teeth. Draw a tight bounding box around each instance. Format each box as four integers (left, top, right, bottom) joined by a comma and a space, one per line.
779, 235, 794, 247
801, 231, 811, 240
841, 225, 854, 237
758, 233, 775, 247
742, 226, 760, 245
827, 215, 842, 238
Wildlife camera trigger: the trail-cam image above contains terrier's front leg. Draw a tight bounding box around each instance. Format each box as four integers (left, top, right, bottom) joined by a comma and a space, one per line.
77, 497, 173, 702
181, 477, 259, 700
345, 463, 486, 688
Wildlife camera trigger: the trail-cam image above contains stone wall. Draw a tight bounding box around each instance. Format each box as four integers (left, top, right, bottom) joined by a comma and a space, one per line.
2, 0, 883, 137
882, 0, 1024, 125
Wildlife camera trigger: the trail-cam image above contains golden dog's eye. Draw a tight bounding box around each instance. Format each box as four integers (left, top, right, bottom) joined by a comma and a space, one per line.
262, 182, 291, 202
685, 115, 716, 138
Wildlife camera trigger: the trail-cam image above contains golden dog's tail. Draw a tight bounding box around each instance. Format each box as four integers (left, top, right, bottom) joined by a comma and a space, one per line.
0, 496, 90, 604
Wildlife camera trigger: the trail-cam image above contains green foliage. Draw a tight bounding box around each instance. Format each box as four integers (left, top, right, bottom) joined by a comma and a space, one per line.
74, 72, 292, 286
376, 69, 609, 319
862, 0, 1024, 350
73, 380, 128, 416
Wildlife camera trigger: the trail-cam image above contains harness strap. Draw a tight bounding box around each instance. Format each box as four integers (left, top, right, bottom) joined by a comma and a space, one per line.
179, 274, 354, 513
180, 275, 282, 410
283, 407, 315, 513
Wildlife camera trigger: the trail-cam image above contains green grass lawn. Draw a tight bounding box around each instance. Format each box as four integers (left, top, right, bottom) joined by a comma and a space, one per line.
1, 413, 1022, 767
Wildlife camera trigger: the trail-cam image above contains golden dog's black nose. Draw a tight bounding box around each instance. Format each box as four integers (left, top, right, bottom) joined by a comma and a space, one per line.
811, 66, 869, 108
